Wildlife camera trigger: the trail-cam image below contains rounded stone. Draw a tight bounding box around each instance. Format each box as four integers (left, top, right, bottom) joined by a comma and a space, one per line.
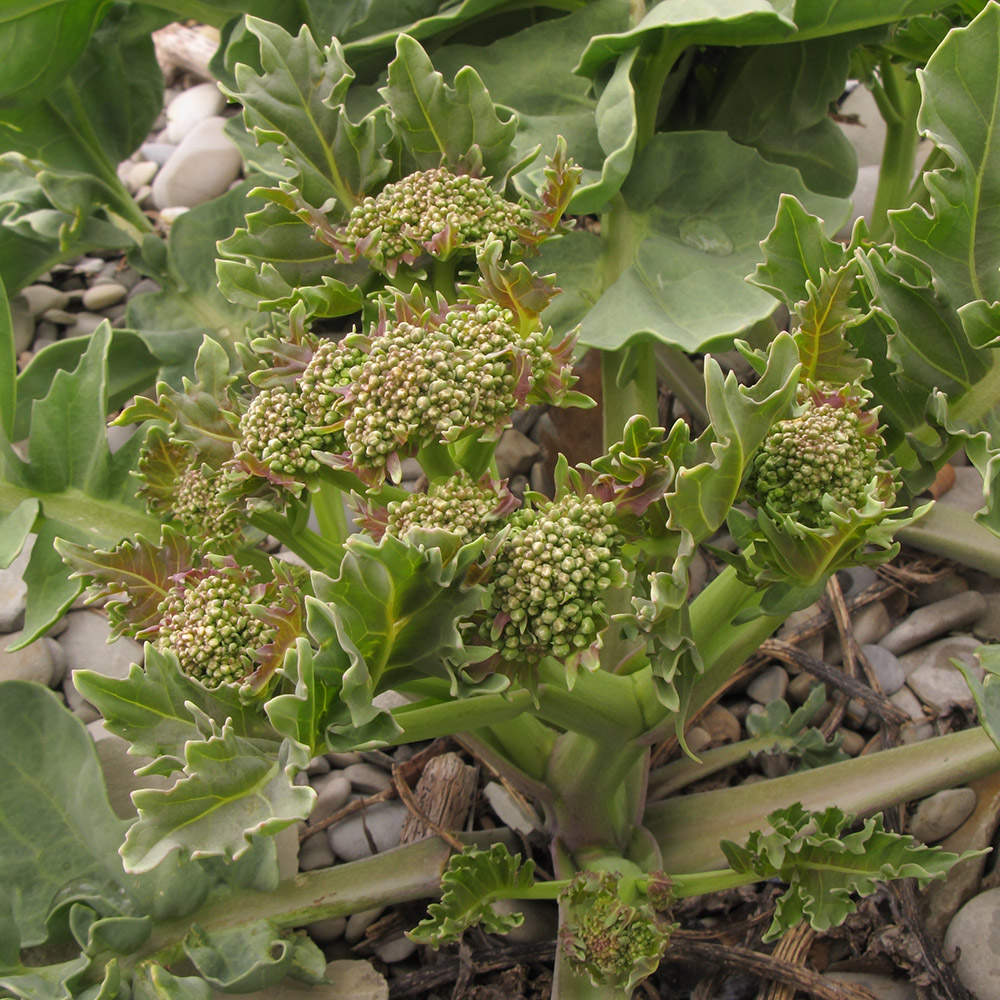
309, 773, 352, 822
944, 887, 1000, 999
20, 284, 69, 317
747, 665, 789, 705
881, 592, 987, 655
305, 916, 346, 943
901, 635, 984, 712
909, 788, 977, 844
0, 631, 55, 686
163, 81, 227, 143
82, 282, 127, 311
342, 761, 392, 794
861, 644, 905, 695
151, 116, 242, 209
298, 832, 334, 871
58, 610, 143, 677
825, 972, 917, 1000
327, 800, 407, 861
701, 703, 741, 744
0, 537, 32, 632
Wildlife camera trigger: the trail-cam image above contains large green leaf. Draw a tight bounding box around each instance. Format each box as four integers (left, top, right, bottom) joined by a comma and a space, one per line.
0, 681, 131, 949
789, 0, 957, 40
891, 2, 1000, 307
576, 131, 848, 353
0, 0, 111, 106
0, 324, 160, 646
0, 273, 13, 437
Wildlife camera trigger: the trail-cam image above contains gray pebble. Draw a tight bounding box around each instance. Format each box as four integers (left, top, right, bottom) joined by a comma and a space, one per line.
82, 283, 127, 311
747, 665, 788, 705
860, 644, 905, 695
342, 762, 392, 794
345, 906, 384, 944
824, 972, 916, 1000
327, 751, 362, 767
128, 277, 162, 300
944, 887, 1000, 999
125, 160, 158, 192
0, 539, 31, 632
788, 672, 825, 705
305, 916, 347, 944
306, 754, 331, 775
685, 725, 711, 755
912, 574, 969, 607
889, 684, 926, 722
0, 631, 55, 686
327, 800, 406, 861
483, 781, 541, 835
372, 936, 419, 964
163, 81, 227, 143
20, 284, 69, 317
494, 428, 542, 478
828, 602, 891, 663
901, 635, 984, 712
835, 565, 879, 601
299, 833, 335, 871
310, 773, 352, 822
58, 610, 143, 677
909, 788, 977, 844
10, 297, 33, 353
151, 116, 242, 209
62, 674, 101, 722
42, 308, 77, 325
140, 141, 177, 165
45, 638, 66, 686
880, 592, 987, 655
700, 703, 741, 744
64, 312, 105, 338
73, 257, 105, 276
758, 752, 792, 778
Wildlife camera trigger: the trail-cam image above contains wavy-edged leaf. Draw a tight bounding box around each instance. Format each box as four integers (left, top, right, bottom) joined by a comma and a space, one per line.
121, 720, 312, 873
751, 193, 852, 308
891, 3, 1000, 308
409, 843, 535, 947
0, 498, 36, 568
721, 803, 977, 941
131, 965, 212, 1000
793, 262, 870, 385
265, 637, 341, 754
56, 528, 193, 639
228, 18, 391, 212
381, 34, 518, 177
310, 529, 490, 734
745, 685, 846, 767
74, 645, 277, 771
184, 919, 292, 993
577, 132, 848, 353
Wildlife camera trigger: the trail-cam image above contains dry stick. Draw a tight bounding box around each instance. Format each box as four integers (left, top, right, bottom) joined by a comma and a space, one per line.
392, 763, 466, 852
299, 738, 451, 843
757, 923, 815, 1000
818, 574, 858, 738
759, 639, 910, 728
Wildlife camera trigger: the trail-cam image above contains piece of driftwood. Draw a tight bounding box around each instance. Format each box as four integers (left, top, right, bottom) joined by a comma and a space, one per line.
151, 24, 217, 80
400, 751, 478, 845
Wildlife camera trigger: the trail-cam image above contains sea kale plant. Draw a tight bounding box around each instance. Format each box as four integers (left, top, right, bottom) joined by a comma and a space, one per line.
4, 3, 1000, 999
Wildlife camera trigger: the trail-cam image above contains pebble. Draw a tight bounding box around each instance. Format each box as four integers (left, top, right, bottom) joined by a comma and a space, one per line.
345, 906, 385, 943
483, 781, 541, 835
139, 141, 177, 165
309, 773, 352, 822
306, 754, 331, 775
163, 81, 227, 143
788, 671, 825, 705
880, 592, 987, 655
909, 788, 977, 843
151, 116, 243, 209
125, 160, 158, 192
835, 565, 879, 601
758, 752, 791, 778
57, 610, 143, 678
41, 308, 78, 325
82, 283, 127, 311
944, 888, 1000, 999
838, 728, 866, 756
62, 674, 101, 721
20, 284, 69, 317
73, 257, 105, 275
827, 602, 891, 663
913, 574, 969, 607
46, 638, 66, 686
860, 644, 905, 695
746, 665, 788, 705
275, 824, 300, 880
372, 936, 419, 964
685, 725, 711, 755
327, 751, 362, 767
889, 684, 926, 722
327, 800, 406, 861
305, 916, 347, 943
65, 312, 105, 338
824, 972, 916, 1000
298, 832, 335, 871
342, 762, 392, 794
901, 635, 984, 712
0, 539, 32, 632
494, 429, 542, 477
700, 703, 741, 744
0, 630, 55, 685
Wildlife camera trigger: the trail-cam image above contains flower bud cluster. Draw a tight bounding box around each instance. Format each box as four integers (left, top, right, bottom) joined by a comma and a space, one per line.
747, 388, 881, 527
342, 167, 529, 268
384, 473, 511, 541
298, 339, 366, 432
157, 570, 275, 686
489, 493, 622, 662
342, 305, 519, 470
171, 462, 239, 538
238, 386, 330, 478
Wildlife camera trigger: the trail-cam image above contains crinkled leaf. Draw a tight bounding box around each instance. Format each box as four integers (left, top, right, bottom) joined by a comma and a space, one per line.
310, 530, 489, 733
381, 34, 518, 177
751, 193, 852, 309
745, 686, 846, 767
74, 645, 277, 772
131, 965, 212, 1000
721, 803, 976, 941
409, 843, 535, 947
265, 637, 343, 754
793, 261, 871, 385
577, 132, 848, 353
955, 643, 1000, 753
184, 920, 292, 993
57, 529, 193, 639
229, 18, 391, 212
122, 721, 312, 873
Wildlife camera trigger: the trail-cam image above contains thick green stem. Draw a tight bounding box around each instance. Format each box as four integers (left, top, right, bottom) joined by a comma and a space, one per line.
601, 339, 658, 451
249, 511, 343, 573
387, 688, 536, 744
417, 439, 458, 482
869, 61, 922, 241
634, 39, 686, 150
310, 480, 350, 546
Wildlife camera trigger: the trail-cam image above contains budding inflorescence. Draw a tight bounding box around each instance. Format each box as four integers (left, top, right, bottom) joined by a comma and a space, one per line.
238, 386, 330, 480
341, 167, 531, 272
156, 568, 275, 686
383, 473, 516, 541
489, 493, 623, 663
